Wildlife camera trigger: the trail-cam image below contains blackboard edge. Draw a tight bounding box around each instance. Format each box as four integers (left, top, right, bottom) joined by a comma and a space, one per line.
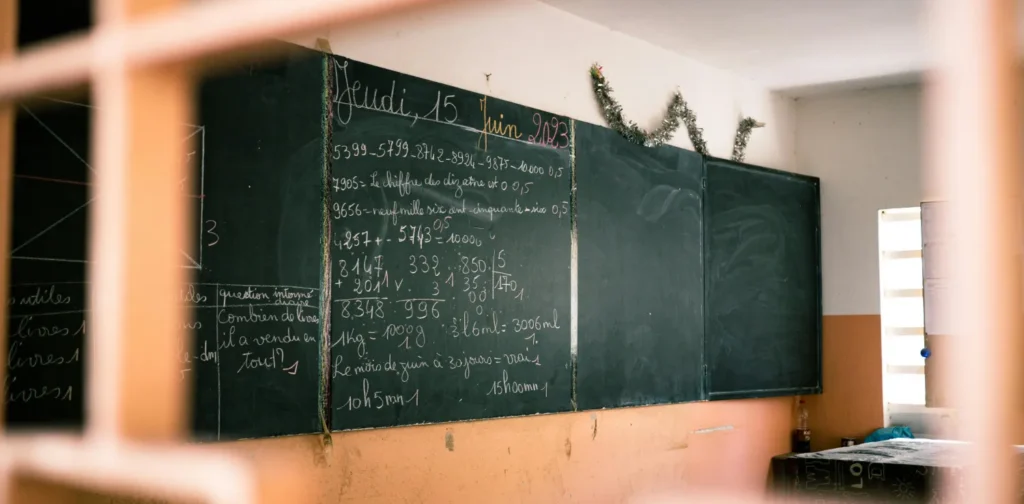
206, 404, 593, 439
813, 171, 823, 396
327, 405, 576, 434
707, 386, 822, 401
569, 118, 579, 413
318, 51, 335, 437
703, 155, 822, 187
700, 154, 710, 401
577, 396, 707, 412
203, 428, 324, 443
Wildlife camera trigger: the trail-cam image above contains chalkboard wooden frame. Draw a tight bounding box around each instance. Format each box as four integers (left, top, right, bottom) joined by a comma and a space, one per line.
701, 156, 823, 401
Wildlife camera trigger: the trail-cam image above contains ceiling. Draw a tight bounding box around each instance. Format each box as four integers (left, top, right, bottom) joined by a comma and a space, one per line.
541, 0, 1024, 96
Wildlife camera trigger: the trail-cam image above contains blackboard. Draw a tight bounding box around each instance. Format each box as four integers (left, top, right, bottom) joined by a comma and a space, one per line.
326, 54, 573, 429
7, 100, 90, 429
18, 0, 92, 47
4, 0, 91, 432
575, 121, 704, 410
187, 47, 328, 439
6, 45, 329, 440
703, 158, 821, 399
8, 27, 825, 434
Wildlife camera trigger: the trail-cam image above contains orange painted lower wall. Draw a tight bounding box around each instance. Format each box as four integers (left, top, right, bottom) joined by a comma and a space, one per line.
35, 395, 791, 503
79, 396, 778, 504
805, 314, 885, 451
36, 395, 790, 503
42, 398, 801, 504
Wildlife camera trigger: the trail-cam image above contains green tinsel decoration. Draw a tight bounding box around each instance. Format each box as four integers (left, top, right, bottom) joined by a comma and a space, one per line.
589, 63, 707, 154
680, 99, 708, 157
731, 116, 765, 163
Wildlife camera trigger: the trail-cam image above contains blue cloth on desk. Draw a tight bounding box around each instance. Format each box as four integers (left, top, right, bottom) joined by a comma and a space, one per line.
863, 425, 914, 443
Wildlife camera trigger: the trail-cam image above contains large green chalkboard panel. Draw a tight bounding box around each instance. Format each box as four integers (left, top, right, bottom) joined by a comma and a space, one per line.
6, 43, 328, 440
575, 122, 704, 409
6, 103, 90, 429
190, 46, 328, 440
4, 0, 92, 432
327, 53, 573, 429
704, 158, 821, 399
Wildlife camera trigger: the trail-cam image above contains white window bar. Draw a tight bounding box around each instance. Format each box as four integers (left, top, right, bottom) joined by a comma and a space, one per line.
878, 208, 926, 420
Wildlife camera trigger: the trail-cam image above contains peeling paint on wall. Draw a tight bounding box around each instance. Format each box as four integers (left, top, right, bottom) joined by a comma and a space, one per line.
691, 425, 735, 435
445, 430, 455, 451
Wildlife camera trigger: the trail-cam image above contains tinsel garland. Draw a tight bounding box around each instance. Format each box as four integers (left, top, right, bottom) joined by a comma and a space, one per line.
589, 63, 707, 154
731, 117, 765, 162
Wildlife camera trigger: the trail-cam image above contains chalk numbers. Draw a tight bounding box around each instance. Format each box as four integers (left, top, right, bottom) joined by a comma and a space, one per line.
551, 201, 570, 219
528, 113, 570, 149
204, 220, 220, 247
408, 254, 440, 276
333, 202, 364, 219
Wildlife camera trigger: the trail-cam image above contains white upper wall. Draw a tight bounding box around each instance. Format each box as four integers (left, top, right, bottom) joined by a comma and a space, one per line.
540, 0, 931, 95
290, 0, 796, 170
796, 85, 923, 315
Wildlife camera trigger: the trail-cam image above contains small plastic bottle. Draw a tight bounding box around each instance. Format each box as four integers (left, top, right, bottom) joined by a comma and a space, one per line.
792, 398, 811, 453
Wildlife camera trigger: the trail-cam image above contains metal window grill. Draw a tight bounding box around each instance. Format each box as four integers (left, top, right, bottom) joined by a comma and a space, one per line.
0, 0, 1021, 502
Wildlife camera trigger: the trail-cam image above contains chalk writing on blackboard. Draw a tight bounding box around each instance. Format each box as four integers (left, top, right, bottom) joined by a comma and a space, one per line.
6, 283, 85, 407
326, 53, 572, 429
332, 59, 458, 128
329, 121, 571, 426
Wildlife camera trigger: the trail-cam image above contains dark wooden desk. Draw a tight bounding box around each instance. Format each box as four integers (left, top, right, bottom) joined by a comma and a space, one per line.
771, 439, 1024, 502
